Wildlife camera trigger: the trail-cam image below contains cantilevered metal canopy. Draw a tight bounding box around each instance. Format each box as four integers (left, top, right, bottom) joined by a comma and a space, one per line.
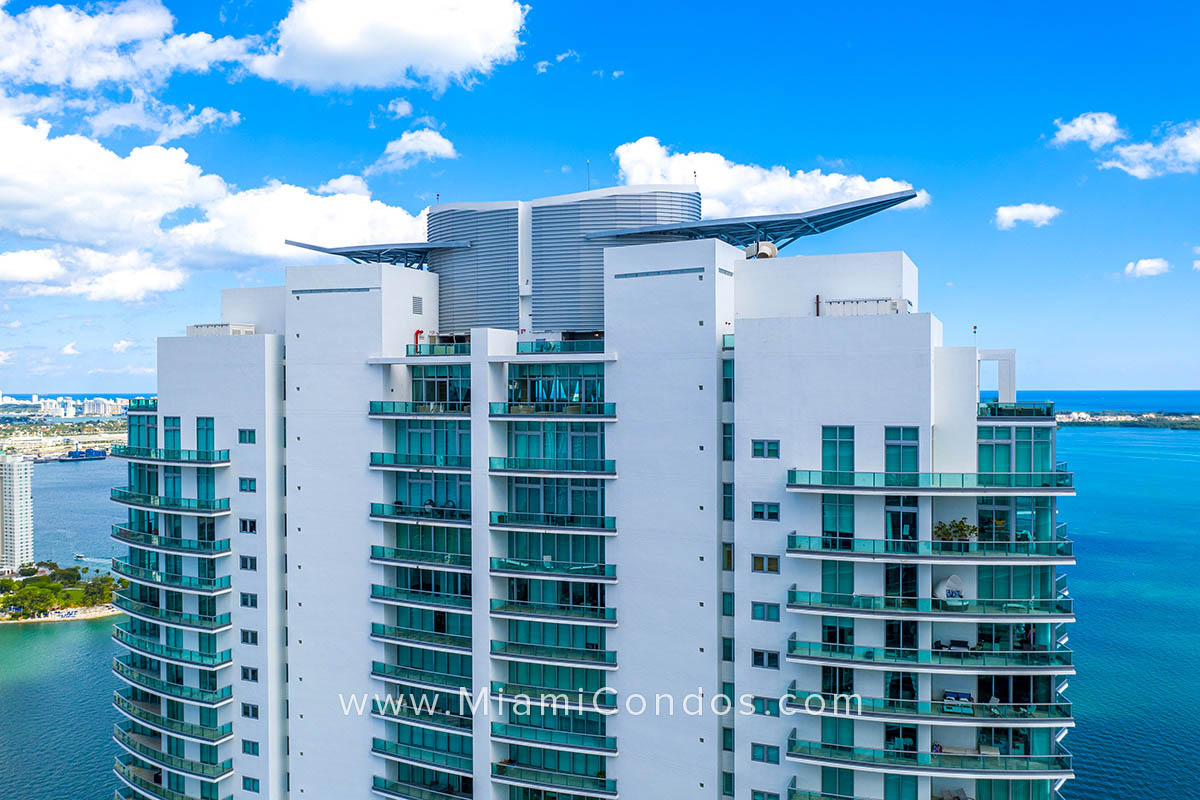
583, 190, 917, 249
284, 239, 469, 268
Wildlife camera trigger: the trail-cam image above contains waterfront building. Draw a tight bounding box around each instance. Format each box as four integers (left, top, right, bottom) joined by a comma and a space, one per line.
109, 185, 1074, 800
0, 453, 34, 571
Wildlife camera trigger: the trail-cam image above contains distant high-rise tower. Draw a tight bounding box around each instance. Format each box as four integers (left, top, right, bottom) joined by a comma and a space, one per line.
0, 454, 34, 571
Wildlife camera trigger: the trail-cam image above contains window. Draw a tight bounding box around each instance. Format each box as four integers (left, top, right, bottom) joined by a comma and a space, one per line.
242, 777, 260, 793
238, 429, 256, 444
751, 554, 780, 574
722, 359, 734, 402
721, 591, 735, 616
196, 417, 214, 451
241, 666, 259, 682
751, 602, 780, 622
722, 727, 734, 752
885, 427, 920, 474
239, 518, 257, 534
751, 649, 780, 669
239, 477, 257, 493
751, 502, 779, 521
751, 439, 780, 459
751, 697, 780, 716
241, 703, 259, 719
722, 424, 734, 461
240, 593, 258, 608
721, 543, 734, 571
822, 494, 855, 548
750, 743, 780, 764
242, 740, 260, 756
721, 771, 734, 796
822, 426, 854, 472
240, 556, 258, 571
722, 483, 734, 521
721, 637, 734, 662
752, 792, 780, 800
241, 629, 259, 645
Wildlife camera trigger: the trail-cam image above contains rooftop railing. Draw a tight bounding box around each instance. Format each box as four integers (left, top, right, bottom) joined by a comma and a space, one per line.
978, 401, 1056, 418
128, 398, 158, 411
406, 343, 471, 356
516, 340, 604, 354
489, 401, 616, 417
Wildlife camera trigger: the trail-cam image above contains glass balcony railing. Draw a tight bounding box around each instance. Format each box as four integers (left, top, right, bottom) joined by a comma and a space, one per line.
489, 556, 616, 579
370, 545, 471, 569
370, 584, 471, 609
114, 756, 223, 800
491, 640, 617, 666
371, 452, 471, 469
113, 691, 233, 741
785, 736, 1072, 773
114, 723, 233, 778
372, 775, 472, 800
111, 559, 231, 592
371, 737, 473, 772
110, 488, 231, 513
787, 533, 1074, 559
371, 661, 473, 691
489, 456, 616, 474
113, 592, 231, 630
371, 622, 472, 650
113, 658, 232, 705
489, 401, 616, 417
490, 721, 616, 752
786, 639, 1073, 669
369, 400, 471, 415
786, 589, 1072, 617
128, 398, 157, 411
786, 469, 1074, 490
787, 784, 873, 800
406, 343, 471, 356
516, 340, 605, 354
490, 598, 616, 623
111, 525, 231, 555
113, 626, 232, 667
978, 401, 1056, 418
491, 763, 616, 795
371, 502, 471, 523
371, 699, 474, 731
110, 445, 231, 463
491, 681, 616, 709
786, 688, 1072, 722
489, 510, 616, 532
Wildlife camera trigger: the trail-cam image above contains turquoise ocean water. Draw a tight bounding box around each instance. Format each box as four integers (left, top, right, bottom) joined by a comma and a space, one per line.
1, 429, 1197, 797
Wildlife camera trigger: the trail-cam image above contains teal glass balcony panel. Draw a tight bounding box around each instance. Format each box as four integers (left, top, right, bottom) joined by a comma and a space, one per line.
491, 763, 616, 795
111, 559, 231, 592
113, 658, 232, 705
113, 625, 232, 667
787, 534, 1073, 559
406, 343, 471, 356
371, 503, 471, 523
372, 775, 472, 800
489, 598, 616, 623
786, 470, 1073, 490
489, 401, 616, 417
489, 511, 616, 532
371, 545, 471, 569
490, 721, 616, 753
110, 445, 231, 464
128, 398, 158, 411
371, 452, 471, 469
786, 689, 1072, 722
787, 788, 873, 800
491, 681, 616, 709
371, 661, 473, 691
371, 622, 472, 650
786, 590, 1072, 617
722, 333, 735, 349
114, 723, 233, 778
114, 756, 232, 800
371, 737, 473, 773
490, 640, 617, 666
370, 584, 471, 609
786, 639, 1073, 669
978, 401, 1056, 418
515, 340, 605, 354
490, 556, 616, 579
111, 525, 231, 555
370, 401, 471, 415
785, 737, 1072, 773
114, 691, 233, 741
111, 488, 231, 513
113, 592, 231, 630
489, 457, 616, 474
371, 699, 473, 731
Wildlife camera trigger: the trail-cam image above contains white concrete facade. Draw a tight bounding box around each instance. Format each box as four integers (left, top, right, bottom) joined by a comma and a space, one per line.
0, 453, 34, 571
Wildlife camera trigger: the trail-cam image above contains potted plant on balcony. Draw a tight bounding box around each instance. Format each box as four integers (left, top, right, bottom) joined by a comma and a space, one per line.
933, 517, 977, 553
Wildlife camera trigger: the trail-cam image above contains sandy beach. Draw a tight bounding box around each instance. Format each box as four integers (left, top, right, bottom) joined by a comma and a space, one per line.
0, 604, 121, 625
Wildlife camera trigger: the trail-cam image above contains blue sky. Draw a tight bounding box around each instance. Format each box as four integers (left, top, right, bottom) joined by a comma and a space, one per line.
0, 0, 1197, 393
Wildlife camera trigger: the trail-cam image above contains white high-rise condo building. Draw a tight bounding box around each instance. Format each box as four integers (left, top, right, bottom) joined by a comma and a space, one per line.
109, 186, 1075, 800
1, 453, 34, 571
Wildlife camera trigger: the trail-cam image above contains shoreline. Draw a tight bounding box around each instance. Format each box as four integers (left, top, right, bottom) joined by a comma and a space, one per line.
0, 604, 121, 625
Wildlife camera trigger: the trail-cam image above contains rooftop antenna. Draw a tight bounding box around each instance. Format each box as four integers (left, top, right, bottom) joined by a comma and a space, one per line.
586, 159, 590, 190
972, 325, 978, 346
693, 170, 697, 184
436, 193, 440, 204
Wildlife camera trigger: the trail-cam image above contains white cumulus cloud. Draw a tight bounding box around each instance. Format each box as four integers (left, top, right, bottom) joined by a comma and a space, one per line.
614, 136, 929, 218
111, 339, 133, 353
60, 341, 80, 355
1124, 258, 1171, 278
1100, 121, 1200, 179
384, 98, 413, 118
89, 96, 241, 144
994, 203, 1062, 230
1051, 112, 1126, 150
0, 350, 11, 365
317, 174, 370, 196
366, 129, 457, 175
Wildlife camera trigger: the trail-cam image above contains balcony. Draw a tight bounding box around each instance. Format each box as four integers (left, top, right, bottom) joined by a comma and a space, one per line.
113, 592, 232, 631
372, 737, 473, 775
370, 545, 471, 572
490, 640, 617, 668
370, 502, 471, 526
111, 559, 232, 594
786, 781, 873, 800
491, 681, 616, 711
516, 340, 604, 354
785, 687, 1072, 726
129, 398, 158, 411
489, 598, 616, 625
489, 511, 616, 534
489, 401, 616, 419
489, 456, 617, 478
978, 401, 1056, 418
371, 622, 472, 652
785, 589, 1073, 622
371, 699, 473, 733
111, 525, 231, 556
112, 658, 232, 705
491, 763, 617, 796
113, 625, 232, 668
369, 400, 471, 417
785, 639, 1074, 674
489, 556, 616, 582
110, 445, 231, 465
490, 721, 616, 754
785, 469, 1075, 496
370, 584, 471, 611
406, 343, 471, 356
113, 691, 233, 742
371, 452, 471, 471
110, 488, 231, 515
371, 661, 473, 692
114, 722, 233, 779
786, 533, 1074, 564
114, 756, 232, 800
372, 775, 472, 800
785, 736, 1073, 778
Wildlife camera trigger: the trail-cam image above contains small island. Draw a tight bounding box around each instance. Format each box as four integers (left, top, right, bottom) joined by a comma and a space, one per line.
1057, 411, 1200, 430
0, 561, 126, 623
